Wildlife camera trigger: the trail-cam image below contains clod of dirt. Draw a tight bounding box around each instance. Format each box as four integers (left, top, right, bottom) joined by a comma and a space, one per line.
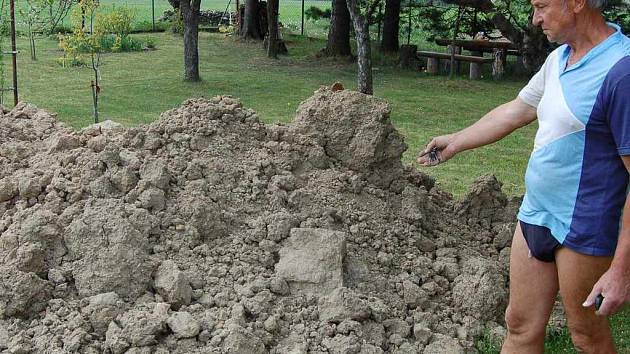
319, 287, 371, 323
0, 87, 517, 353
451, 257, 508, 322
64, 199, 156, 299
0, 265, 52, 318
455, 174, 509, 228
291, 87, 407, 188
154, 260, 192, 309
275, 228, 346, 295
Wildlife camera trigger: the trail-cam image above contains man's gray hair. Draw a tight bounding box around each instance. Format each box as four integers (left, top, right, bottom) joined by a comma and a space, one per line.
586, 0, 607, 9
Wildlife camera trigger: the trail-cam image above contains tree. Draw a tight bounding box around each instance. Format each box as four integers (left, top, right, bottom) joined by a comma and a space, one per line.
41, 0, 74, 35
381, 0, 401, 52
19, 0, 47, 61
323, 0, 352, 57
241, 0, 264, 39
266, 0, 280, 58
180, 0, 201, 81
62, 0, 105, 122
604, 0, 630, 33
345, 0, 381, 94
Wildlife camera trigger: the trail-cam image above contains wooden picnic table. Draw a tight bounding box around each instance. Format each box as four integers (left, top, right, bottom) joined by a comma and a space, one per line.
429, 38, 519, 80
434, 38, 519, 52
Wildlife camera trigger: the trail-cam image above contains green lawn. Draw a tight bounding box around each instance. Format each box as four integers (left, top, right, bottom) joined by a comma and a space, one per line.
5, 30, 629, 352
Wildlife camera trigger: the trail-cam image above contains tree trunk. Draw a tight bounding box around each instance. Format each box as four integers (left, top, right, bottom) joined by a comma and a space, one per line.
492, 48, 505, 80
399, 44, 417, 69
492, 13, 551, 72
91, 53, 100, 124
181, 0, 201, 81
81, 3, 86, 31
381, 0, 400, 52
242, 0, 263, 39
346, 0, 373, 95
324, 0, 352, 56
267, 0, 279, 58
27, 22, 36, 61
449, 6, 463, 79
521, 20, 553, 73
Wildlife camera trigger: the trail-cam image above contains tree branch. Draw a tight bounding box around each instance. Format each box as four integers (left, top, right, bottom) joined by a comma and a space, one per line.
442, 0, 494, 12
367, 0, 382, 19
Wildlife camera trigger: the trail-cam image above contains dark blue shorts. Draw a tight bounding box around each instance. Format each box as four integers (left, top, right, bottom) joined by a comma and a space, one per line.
519, 221, 562, 262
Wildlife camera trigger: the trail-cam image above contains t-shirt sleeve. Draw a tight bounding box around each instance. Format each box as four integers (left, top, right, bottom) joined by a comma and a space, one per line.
518, 59, 548, 108
609, 74, 630, 155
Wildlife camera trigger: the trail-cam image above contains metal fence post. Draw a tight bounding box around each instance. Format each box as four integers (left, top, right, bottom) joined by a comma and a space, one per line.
377, 4, 382, 43
301, 0, 305, 36
406, 5, 412, 45
9, 0, 17, 106
152, 0, 156, 32
236, 0, 240, 31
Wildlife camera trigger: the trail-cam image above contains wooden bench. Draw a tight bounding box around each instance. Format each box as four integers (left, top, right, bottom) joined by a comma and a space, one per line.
416, 50, 494, 80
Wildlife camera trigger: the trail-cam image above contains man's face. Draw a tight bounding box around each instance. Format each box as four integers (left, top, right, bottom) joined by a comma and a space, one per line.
531, 0, 576, 43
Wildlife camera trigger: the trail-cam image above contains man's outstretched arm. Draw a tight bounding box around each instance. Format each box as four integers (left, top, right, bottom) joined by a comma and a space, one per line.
417, 97, 538, 166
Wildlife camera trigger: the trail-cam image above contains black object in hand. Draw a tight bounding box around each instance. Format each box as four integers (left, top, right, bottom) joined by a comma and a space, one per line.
419, 147, 440, 163
595, 294, 604, 311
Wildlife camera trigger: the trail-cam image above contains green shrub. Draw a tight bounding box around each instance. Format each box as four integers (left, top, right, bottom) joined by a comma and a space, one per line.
119, 36, 144, 51
58, 3, 147, 58
56, 55, 85, 67
64, 33, 146, 53
169, 9, 184, 34
305, 6, 331, 21
50, 24, 73, 35
97, 5, 136, 40
132, 20, 168, 33
145, 37, 157, 49
99, 34, 117, 50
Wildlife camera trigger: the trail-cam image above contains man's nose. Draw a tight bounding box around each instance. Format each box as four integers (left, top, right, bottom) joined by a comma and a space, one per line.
532, 10, 543, 26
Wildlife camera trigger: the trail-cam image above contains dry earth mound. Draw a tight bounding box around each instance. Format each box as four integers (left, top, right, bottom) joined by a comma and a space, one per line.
0, 88, 518, 353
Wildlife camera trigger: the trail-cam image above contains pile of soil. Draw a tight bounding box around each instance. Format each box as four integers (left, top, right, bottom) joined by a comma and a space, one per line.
0, 87, 519, 354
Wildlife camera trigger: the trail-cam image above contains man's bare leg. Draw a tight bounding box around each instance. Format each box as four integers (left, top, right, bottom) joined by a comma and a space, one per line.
556, 247, 616, 353
501, 223, 559, 354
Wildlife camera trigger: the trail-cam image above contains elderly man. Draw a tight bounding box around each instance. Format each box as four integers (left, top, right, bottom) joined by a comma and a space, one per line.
418, 0, 630, 352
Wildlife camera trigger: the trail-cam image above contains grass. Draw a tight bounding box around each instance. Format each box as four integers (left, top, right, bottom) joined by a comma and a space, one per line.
3, 26, 628, 353
478, 309, 630, 353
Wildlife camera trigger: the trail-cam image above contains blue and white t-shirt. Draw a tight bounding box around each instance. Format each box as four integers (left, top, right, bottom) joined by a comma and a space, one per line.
517, 23, 630, 256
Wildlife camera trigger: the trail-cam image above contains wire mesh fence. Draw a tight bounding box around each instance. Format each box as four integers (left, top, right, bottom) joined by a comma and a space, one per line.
97, 0, 234, 30
275, 1, 431, 44
279, 0, 329, 38
75, 1, 354, 39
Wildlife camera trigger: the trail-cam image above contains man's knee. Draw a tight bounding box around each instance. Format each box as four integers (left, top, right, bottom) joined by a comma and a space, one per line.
567, 322, 612, 353
504, 305, 546, 340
